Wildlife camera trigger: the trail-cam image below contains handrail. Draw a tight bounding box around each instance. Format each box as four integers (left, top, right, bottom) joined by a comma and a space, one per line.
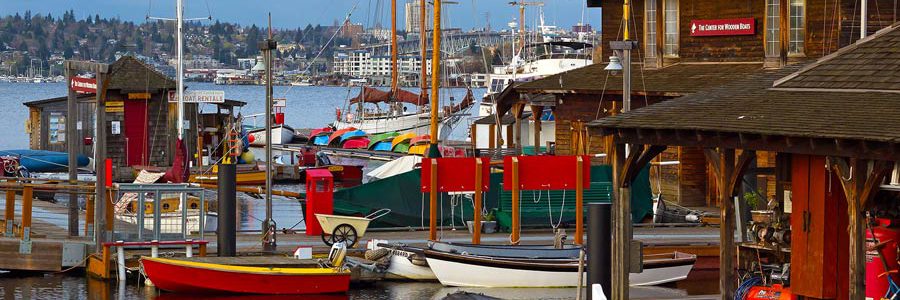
102, 240, 208, 247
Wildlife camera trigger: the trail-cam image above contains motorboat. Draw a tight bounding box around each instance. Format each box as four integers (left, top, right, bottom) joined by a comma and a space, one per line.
247, 124, 296, 146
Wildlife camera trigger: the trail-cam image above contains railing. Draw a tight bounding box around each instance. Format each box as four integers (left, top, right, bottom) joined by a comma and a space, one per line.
100, 240, 208, 280
113, 183, 210, 242
0, 180, 96, 254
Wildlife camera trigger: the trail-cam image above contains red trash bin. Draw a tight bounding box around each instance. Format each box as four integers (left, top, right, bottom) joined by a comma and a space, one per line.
305, 169, 334, 236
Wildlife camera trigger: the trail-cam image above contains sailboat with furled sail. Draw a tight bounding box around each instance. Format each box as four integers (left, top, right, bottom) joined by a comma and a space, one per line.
332, 0, 473, 141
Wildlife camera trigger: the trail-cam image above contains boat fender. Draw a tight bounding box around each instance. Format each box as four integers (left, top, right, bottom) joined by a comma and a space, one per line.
365, 248, 391, 261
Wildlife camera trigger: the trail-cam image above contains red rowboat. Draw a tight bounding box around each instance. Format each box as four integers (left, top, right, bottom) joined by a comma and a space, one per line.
341, 138, 370, 149
140, 257, 350, 295
410, 134, 431, 145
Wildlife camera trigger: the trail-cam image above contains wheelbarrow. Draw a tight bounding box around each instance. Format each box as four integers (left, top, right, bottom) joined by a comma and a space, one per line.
315, 209, 391, 247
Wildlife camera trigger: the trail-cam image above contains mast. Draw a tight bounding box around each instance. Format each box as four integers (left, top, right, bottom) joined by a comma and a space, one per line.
391, 0, 399, 94
176, 0, 185, 140
419, 0, 427, 99
428, 0, 441, 158
262, 13, 276, 252
518, 1, 525, 51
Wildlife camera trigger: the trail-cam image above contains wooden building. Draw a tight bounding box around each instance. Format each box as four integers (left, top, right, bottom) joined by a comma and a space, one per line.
590, 23, 900, 300
492, 0, 898, 206
24, 56, 244, 181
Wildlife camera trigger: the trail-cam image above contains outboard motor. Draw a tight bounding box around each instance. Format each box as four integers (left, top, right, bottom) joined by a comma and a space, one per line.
328, 242, 347, 268
315, 151, 332, 167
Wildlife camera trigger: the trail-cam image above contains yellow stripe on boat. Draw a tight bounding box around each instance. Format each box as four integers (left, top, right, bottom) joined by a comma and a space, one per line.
141, 257, 349, 275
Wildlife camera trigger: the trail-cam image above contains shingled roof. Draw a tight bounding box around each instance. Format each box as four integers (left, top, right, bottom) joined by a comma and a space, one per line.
773, 22, 900, 91
516, 62, 765, 96
106, 56, 176, 92
590, 24, 900, 154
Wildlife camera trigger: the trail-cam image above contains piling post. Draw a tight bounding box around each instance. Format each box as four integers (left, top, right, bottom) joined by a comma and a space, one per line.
85, 194, 94, 237
511, 157, 520, 245
4, 188, 14, 237
95, 72, 109, 246
217, 163, 237, 257
185, 239, 193, 258
576, 156, 584, 245
587, 203, 612, 300
473, 158, 483, 244
115, 241, 126, 281
429, 159, 438, 241
66, 63, 79, 237
21, 186, 33, 239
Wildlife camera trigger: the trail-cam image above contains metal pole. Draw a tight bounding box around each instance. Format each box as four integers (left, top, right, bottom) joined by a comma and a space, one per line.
420, 0, 427, 98
428, 0, 442, 158
587, 203, 612, 300
65, 63, 79, 237
176, 0, 185, 140
95, 72, 108, 246
217, 163, 237, 257
262, 14, 276, 252
391, 0, 398, 94
861, 0, 868, 38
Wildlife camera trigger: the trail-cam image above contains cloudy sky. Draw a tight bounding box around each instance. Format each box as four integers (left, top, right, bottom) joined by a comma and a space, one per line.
1, 0, 601, 30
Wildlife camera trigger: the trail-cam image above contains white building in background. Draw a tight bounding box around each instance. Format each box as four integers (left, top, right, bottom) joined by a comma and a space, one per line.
404, 0, 432, 34
237, 58, 257, 70
332, 49, 432, 79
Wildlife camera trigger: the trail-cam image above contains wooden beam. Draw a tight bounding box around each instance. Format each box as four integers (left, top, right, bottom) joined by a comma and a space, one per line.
719, 148, 736, 300
704, 148, 723, 179
473, 158, 483, 244
726, 150, 756, 197
511, 157, 520, 245
829, 157, 867, 299
611, 143, 628, 300
429, 159, 438, 241
575, 156, 584, 245
860, 160, 892, 208
620, 145, 667, 186
531, 105, 543, 154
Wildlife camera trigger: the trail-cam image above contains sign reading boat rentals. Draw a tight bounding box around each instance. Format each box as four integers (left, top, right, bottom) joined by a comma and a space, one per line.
70, 77, 97, 94
167, 90, 226, 103
690, 18, 755, 36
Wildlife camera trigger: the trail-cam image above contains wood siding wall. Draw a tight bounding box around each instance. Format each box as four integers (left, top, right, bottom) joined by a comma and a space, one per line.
601, 0, 898, 63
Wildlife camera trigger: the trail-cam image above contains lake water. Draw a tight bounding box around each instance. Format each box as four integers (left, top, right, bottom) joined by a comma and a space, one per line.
0, 82, 719, 299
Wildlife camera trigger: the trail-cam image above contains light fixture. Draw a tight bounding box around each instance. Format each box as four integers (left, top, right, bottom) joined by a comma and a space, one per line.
604, 55, 623, 75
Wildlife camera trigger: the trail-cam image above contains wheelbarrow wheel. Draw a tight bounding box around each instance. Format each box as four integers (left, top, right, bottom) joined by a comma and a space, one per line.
332, 224, 358, 247
320, 231, 334, 246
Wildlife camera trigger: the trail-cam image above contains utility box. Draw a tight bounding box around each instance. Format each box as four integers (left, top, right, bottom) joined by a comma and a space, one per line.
305, 169, 334, 236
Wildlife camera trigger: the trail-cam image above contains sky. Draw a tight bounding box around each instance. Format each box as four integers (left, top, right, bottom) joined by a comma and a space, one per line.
0, 0, 601, 31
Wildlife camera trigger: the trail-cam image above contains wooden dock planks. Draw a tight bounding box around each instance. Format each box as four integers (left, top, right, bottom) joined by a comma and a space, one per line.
0, 237, 63, 271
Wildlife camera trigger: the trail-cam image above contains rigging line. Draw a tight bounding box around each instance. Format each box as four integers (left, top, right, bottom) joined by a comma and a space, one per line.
280, 0, 361, 97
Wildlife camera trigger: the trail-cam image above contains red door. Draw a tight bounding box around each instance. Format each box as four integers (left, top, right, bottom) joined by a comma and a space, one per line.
124, 100, 149, 166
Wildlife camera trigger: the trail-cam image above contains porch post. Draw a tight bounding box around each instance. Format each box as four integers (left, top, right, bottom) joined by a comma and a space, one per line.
611, 142, 628, 299
719, 148, 736, 300
65, 63, 79, 237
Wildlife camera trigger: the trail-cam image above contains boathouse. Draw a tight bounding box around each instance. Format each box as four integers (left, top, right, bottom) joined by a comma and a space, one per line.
487, 0, 899, 207
23, 56, 245, 180
590, 23, 900, 300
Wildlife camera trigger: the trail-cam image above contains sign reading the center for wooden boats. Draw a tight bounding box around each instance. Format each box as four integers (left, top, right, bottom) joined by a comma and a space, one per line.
690, 18, 755, 37
167, 90, 225, 103
70, 77, 97, 94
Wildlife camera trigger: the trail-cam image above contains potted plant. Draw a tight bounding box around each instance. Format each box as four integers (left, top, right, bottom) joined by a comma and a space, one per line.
467, 210, 498, 234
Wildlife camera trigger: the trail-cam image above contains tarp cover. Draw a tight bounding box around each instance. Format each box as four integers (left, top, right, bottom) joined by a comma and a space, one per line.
350, 86, 426, 105
366, 156, 423, 180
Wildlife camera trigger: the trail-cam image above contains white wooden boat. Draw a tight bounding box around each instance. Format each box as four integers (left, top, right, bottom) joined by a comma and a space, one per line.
424, 246, 695, 288
367, 240, 436, 281
248, 124, 296, 146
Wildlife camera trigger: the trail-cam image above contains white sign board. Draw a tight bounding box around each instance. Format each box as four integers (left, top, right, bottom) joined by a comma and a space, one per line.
274, 98, 287, 107
110, 121, 121, 135
168, 90, 226, 103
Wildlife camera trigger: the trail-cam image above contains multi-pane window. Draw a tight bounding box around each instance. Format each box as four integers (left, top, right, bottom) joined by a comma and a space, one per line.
765, 0, 781, 57
645, 0, 657, 58
663, 0, 678, 56
789, 0, 805, 54
49, 112, 66, 144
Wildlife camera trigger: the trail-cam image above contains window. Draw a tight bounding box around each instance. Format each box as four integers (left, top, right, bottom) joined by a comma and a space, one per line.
645, 0, 657, 58
765, 0, 781, 57
48, 112, 66, 144
789, 0, 805, 54
663, 0, 678, 56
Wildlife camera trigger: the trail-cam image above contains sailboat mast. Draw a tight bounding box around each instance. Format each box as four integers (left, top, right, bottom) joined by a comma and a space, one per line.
518, 1, 525, 51
419, 0, 427, 99
263, 13, 276, 252
428, 0, 441, 157
176, 0, 185, 140
391, 0, 399, 93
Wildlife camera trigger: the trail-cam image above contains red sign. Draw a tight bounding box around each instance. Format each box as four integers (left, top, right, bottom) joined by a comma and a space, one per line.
421, 157, 491, 193
70, 77, 97, 94
503, 156, 591, 191
690, 18, 755, 36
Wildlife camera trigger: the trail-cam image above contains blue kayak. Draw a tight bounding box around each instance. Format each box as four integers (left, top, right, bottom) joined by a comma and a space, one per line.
370, 141, 393, 151
0, 149, 90, 172
339, 130, 367, 143
312, 135, 330, 146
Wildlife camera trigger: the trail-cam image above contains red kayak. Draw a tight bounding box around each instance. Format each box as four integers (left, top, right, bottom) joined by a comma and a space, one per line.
141, 257, 350, 295
341, 138, 370, 149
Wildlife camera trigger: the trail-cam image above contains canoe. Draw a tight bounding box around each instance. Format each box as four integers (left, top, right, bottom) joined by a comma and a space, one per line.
328, 128, 358, 146
407, 145, 428, 155
390, 133, 415, 149
392, 143, 411, 153
341, 138, 370, 149
424, 249, 696, 288
370, 141, 393, 151
248, 124, 296, 146
367, 241, 436, 281
367, 132, 400, 148
410, 134, 431, 145
339, 129, 367, 142
428, 241, 581, 259
0, 149, 90, 173
309, 127, 333, 137
311, 133, 330, 146
140, 257, 350, 295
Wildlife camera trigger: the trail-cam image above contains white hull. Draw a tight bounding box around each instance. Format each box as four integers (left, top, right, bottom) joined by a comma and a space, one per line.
117, 211, 217, 234
425, 257, 693, 288
385, 253, 437, 281
248, 125, 295, 146
334, 110, 468, 141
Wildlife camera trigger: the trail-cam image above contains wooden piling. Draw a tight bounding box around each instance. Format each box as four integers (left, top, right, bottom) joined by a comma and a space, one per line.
511, 157, 520, 245
719, 149, 736, 300
575, 156, 584, 245
429, 159, 438, 241
473, 158, 483, 244
22, 186, 33, 237
4, 188, 13, 235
